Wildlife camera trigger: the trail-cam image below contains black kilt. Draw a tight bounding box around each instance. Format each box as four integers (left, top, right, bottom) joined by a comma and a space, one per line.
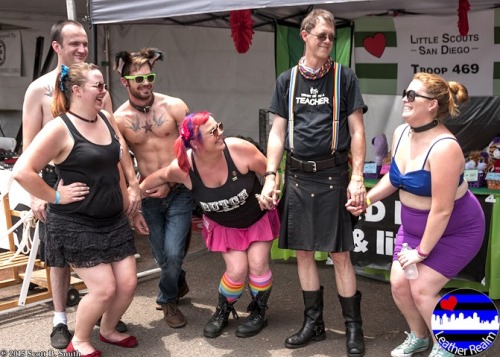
278, 162, 355, 252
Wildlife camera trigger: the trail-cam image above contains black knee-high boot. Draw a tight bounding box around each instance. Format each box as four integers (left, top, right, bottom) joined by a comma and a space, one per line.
338, 291, 365, 357
203, 293, 238, 338
285, 286, 326, 349
235, 288, 271, 338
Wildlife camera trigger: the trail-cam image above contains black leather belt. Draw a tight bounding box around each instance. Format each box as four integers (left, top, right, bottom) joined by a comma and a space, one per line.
286, 152, 348, 172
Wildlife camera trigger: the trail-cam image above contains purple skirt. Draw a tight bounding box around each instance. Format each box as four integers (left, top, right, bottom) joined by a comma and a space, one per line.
393, 190, 485, 279
202, 208, 280, 252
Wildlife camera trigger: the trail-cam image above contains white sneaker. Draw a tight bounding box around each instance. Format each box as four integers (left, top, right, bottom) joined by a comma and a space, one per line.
391, 331, 430, 357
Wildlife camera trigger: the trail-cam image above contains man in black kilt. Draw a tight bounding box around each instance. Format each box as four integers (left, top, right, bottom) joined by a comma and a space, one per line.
257, 8, 367, 357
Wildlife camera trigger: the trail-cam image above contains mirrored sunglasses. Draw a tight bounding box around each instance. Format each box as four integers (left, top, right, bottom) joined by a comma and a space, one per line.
402, 89, 434, 102
123, 73, 156, 84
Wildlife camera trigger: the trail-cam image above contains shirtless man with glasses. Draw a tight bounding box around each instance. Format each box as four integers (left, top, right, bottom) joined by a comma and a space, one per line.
114, 48, 192, 329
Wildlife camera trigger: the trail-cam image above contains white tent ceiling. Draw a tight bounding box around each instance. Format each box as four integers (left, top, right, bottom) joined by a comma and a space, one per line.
1, 1, 499, 30
88, 0, 500, 29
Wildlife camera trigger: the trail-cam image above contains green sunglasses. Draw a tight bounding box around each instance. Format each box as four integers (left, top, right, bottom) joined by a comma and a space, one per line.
123, 73, 156, 84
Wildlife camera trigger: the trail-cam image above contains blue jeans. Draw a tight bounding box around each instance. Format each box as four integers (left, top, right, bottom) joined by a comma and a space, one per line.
142, 185, 193, 304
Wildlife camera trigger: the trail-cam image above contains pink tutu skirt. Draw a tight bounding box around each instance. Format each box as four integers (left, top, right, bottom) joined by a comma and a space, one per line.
202, 208, 280, 252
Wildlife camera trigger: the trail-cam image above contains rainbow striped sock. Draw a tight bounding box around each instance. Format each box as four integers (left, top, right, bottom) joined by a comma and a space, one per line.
218, 273, 244, 303
248, 270, 273, 297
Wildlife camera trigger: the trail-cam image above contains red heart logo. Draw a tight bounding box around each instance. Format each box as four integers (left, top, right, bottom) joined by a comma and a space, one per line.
363, 33, 387, 58
440, 296, 458, 311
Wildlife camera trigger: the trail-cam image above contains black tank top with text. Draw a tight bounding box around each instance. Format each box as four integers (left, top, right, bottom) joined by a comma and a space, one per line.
189, 144, 265, 228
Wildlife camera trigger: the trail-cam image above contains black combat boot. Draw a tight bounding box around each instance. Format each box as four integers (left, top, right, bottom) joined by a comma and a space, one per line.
285, 286, 326, 349
203, 293, 238, 338
235, 288, 271, 338
338, 291, 365, 357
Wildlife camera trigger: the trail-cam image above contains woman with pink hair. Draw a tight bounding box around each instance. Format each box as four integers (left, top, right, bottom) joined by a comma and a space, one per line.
140, 111, 280, 339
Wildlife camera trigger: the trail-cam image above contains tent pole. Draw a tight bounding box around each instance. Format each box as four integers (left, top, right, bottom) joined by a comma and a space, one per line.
66, 0, 76, 20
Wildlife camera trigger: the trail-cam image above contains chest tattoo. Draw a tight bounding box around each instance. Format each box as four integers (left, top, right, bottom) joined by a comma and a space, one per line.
126, 112, 168, 134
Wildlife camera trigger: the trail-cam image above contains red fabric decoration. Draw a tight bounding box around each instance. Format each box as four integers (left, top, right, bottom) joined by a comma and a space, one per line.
458, 0, 471, 36
229, 10, 254, 54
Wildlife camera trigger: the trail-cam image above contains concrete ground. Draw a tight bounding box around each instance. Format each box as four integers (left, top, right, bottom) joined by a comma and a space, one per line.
0, 220, 499, 357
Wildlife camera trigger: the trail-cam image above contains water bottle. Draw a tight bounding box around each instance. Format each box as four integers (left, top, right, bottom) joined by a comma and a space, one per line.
401, 243, 419, 279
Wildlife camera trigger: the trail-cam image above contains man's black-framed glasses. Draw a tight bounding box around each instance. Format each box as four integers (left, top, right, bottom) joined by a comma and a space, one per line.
209, 122, 224, 138
402, 89, 435, 102
123, 73, 156, 84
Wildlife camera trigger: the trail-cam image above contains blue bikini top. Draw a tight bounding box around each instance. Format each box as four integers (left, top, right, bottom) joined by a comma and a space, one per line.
389, 126, 464, 197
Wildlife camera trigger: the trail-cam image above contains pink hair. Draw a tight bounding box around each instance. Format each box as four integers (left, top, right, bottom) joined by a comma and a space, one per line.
175, 111, 211, 173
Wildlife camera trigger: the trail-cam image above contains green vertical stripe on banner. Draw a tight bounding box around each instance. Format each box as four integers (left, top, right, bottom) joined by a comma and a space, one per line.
335, 26, 352, 66
494, 62, 500, 79
494, 9, 500, 44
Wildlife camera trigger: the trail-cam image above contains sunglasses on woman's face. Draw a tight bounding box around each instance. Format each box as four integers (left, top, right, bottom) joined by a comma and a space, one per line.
90, 82, 108, 92
123, 73, 156, 84
208, 122, 224, 138
402, 89, 435, 102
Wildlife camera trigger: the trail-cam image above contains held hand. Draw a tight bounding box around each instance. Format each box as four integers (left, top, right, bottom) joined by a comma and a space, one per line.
56, 179, 89, 205
30, 196, 48, 222
125, 184, 142, 217
347, 179, 366, 207
345, 198, 366, 216
397, 249, 424, 269
142, 184, 170, 198
131, 212, 150, 235
257, 177, 279, 210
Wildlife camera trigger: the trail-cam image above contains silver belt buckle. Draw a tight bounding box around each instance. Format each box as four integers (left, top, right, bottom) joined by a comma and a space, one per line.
307, 161, 317, 172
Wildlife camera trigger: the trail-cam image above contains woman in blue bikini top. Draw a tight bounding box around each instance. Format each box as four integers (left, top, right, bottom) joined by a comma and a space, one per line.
389, 125, 464, 197
347, 72, 482, 357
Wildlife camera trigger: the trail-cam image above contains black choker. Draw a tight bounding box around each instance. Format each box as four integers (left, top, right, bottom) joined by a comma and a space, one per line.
410, 119, 439, 133
129, 95, 154, 113
68, 110, 98, 123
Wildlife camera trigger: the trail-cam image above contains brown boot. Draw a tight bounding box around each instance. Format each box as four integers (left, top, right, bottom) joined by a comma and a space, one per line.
161, 302, 186, 328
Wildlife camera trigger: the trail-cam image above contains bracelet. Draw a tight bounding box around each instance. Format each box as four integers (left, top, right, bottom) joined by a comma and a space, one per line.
54, 191, 61, 205
366, 196, 371, 206
351, 174, 364, 182
416, 245, 429, 259
264, 171, 276, 177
